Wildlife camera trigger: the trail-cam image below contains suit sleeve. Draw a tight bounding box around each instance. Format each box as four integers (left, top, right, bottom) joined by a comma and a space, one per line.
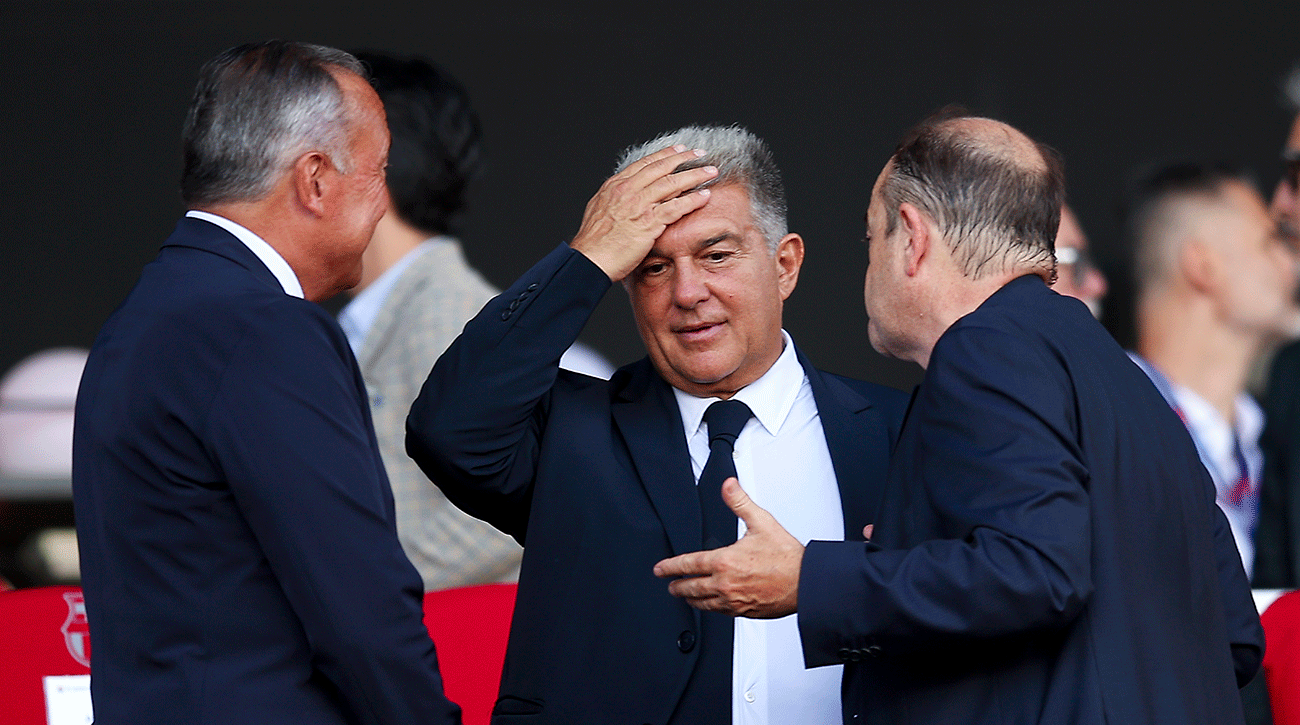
206, 299, 460, 725
405, 244, 611, 542
1210, 497, 1265, 686
799, 323, 1093, 664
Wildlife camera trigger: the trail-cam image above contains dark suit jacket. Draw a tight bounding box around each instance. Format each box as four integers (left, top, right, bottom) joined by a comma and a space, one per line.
1257, 339, 1300, 588
406, 244, 908, 725
72, 217, 460, 725
798, 275, 1263, 725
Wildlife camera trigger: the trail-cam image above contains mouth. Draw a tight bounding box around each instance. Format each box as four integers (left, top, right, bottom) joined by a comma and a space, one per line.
673, 320, 725, 343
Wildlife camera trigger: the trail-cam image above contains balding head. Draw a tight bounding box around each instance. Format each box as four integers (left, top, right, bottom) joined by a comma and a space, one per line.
878, 112, 1064, 282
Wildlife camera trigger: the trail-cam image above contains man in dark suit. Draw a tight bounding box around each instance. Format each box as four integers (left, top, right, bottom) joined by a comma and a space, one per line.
72, 41, 459, 725
656, 113, 1263, 724
406, 125, 907, 724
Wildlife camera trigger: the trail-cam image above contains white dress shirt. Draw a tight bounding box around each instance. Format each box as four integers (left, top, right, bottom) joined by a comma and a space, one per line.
673, 330, 843, 725
1167, 385, 1262, 579
339, 238, 440, 354
1128, 353, 1262, 578
185, 210, 303, 298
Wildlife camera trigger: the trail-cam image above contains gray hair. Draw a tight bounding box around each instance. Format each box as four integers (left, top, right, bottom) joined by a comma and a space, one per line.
615, 125, 787, 252
181, 41, 366, 206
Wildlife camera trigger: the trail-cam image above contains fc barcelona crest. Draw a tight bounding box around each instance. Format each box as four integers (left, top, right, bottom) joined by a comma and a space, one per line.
61, 591, 91, 667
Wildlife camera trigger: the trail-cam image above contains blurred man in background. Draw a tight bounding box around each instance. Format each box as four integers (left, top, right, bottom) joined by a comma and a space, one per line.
338, 51, 610, 591
1052, 204, 1108, 317
1126, 161, 1300, 580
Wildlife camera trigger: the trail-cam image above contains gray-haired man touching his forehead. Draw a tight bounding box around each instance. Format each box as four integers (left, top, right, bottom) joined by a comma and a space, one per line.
407, 125, 907, 724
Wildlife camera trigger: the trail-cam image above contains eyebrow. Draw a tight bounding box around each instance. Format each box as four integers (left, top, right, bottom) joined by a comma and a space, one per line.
643, 233, 738, 262
699, 234, 734, 250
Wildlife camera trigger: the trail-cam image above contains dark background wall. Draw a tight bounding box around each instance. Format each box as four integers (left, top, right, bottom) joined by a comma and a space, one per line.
4, 1, 1299, 392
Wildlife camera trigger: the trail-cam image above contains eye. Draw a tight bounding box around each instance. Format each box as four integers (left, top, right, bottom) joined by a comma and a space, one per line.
638, 261, 668, 278
705, 250, 731, 263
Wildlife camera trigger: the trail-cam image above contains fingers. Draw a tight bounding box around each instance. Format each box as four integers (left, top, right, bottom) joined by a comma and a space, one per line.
635, 152, 718, 202
570, 146, 718, 282
653, 551, 712, 579
667, 574, 721, 601
863, 523, 874, 540
722, 478, 777, 533
612, 144, 689, 181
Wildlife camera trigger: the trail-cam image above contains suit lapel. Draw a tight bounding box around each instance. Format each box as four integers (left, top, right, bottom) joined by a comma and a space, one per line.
610, 359, 702, 557
799, 348, 887, 542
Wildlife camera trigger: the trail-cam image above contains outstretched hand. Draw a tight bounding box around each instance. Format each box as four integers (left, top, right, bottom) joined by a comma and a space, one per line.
653, 478, 803, 619
569, 145, 718, 282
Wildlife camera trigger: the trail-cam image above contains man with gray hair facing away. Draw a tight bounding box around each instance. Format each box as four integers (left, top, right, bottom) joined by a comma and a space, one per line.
406, 125, 907, 724
654, 112, 1263, 724
73, 41, 460, 724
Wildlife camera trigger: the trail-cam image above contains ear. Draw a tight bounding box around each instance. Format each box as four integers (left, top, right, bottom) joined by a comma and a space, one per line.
1178, 237, 1219, 296
292, 151, 331, 217
897, 203, 932, 277
774, 233, 804, 300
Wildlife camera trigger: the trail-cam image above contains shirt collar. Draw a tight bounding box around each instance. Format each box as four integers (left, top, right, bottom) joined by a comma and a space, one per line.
185, 210, 304, 298
338, 237, 445, 354
673, 330, 804, 439
1168, 383, 1264, 453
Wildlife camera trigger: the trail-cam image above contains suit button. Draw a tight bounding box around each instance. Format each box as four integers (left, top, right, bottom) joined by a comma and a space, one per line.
500, 311, 511, 321
508, 299, 520, 311
527, 283, 539, 291
848, 649, 863, 662
677, 630, 696, 652
865, 644, 882, 657
837, 647, 851, 662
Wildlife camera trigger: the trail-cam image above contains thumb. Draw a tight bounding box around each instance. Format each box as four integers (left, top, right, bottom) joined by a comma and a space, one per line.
722, 477, 775, 532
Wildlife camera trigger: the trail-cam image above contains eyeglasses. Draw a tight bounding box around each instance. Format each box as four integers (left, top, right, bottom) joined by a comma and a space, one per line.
1055, 246, 1098, 288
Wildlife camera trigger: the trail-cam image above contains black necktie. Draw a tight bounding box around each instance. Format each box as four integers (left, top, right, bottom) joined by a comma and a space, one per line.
699, 399, 752, 550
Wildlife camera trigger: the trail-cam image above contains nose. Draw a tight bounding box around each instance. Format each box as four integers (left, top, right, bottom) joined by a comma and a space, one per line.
671, 263, 711, 309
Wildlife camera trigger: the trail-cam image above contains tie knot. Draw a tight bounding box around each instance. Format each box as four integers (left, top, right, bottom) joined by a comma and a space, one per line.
703, 399, 752, 447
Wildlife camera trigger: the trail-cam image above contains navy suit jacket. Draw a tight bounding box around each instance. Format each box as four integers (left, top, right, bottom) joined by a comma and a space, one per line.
72, 217, 460, 725
406, 244, 908, 725
798, 275, 1264, 725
